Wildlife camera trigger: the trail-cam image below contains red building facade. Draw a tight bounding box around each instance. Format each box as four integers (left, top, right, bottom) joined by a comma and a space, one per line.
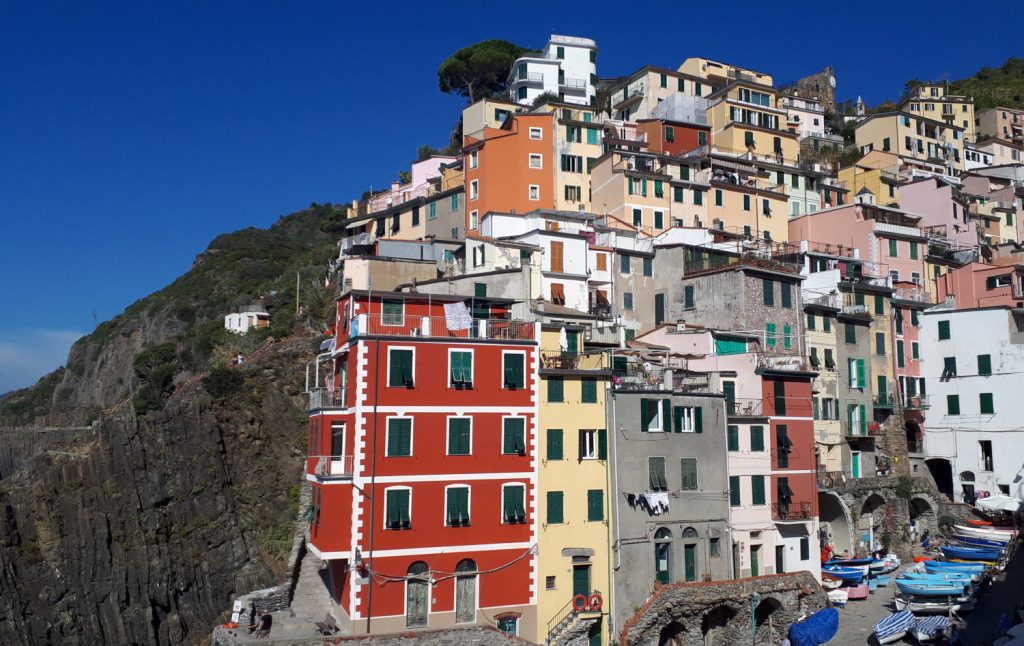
306, 291, 539, 637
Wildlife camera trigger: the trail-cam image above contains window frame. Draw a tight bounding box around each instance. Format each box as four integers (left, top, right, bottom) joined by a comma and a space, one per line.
446, 415, 473, 456
448, 348, 474, 388
528, 153, 543, 169
502, 417, 527, 455
502, 351, 527, 390
444, 484, 472, 527
386, 416, 414, 457
501, 483, 527, 524
387, 346, 416, 388
528, 127, 543, 140
384, 486, 412, 530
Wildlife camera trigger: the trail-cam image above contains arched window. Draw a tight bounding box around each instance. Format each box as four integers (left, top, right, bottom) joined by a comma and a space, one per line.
681, 527, 699, 539
455, 559, 477, 624
654, 527, 672, 584
406, 561, 429, 628
680, 527, 699, 582
960, 471, 976, 482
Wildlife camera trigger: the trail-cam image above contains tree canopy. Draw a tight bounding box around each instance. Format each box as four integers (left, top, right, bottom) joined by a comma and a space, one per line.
437, 39, 535, 103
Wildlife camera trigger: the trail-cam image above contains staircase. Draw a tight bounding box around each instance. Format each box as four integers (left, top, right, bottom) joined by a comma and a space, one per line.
289, 549, 342, 630
546, 597, 601, 646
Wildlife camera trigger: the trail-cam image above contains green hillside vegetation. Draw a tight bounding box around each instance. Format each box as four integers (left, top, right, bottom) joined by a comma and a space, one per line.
952, 57, 1024, 109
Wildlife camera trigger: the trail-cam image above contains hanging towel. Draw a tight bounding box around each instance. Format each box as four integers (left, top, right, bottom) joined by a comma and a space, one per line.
444, 302, 473, 330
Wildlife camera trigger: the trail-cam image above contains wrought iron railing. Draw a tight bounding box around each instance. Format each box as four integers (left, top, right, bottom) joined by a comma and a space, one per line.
772, 501, 812, 520
352, 314, 534, 341
313, 455, 354, 479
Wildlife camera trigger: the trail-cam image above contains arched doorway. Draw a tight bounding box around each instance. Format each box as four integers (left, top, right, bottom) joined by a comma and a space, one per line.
454, 559, 477, 624
960, 471, 977, 505
926, 458, 954, 501
701, 605, 738, 646
658, 620, 686, 646
405, 561, 429, 628
908, 497, 936, 542
681, 527, 699, 582
818, 491, 853, 554
754, 597, 783, 643
654, 528, 672, 584
859, 494, 886, 552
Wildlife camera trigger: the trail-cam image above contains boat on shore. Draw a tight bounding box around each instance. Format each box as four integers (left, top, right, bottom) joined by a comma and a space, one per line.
952, 533, 1011, 548
895, 579, 968, 597
894, 595, 971, 614
822, 565, 864, 583
900, 571, 973, 586
941, 545, 1002, 561
827, 588, 848, 607
922, 561, 984, 581
845, 583, 869, 600
953, 524, 1017, 540
911, 616, 952, 642
872, 609, 915, 644
820, 572, 844, 590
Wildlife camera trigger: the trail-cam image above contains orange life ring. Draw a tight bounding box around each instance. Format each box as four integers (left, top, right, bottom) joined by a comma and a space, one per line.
589, 593, 603, 612
573, 594, 588, 612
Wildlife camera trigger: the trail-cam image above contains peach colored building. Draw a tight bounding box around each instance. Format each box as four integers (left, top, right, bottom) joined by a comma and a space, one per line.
975, 107, 1024, 145
935, 261, 1024, 309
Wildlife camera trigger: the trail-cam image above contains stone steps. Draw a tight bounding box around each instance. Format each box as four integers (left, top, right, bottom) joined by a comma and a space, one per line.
289, 550, 337, 623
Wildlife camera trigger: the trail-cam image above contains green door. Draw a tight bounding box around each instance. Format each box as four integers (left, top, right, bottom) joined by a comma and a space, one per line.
684, 544, 697, 582
722, 381, 736, 414
852, 452, 861, 478
573, 565, 591, 597
566, 331, 579, 355
750, 545, 760, 577
655, 543, 670, 584
655, 293, 665, 326
588, 619, 602, 646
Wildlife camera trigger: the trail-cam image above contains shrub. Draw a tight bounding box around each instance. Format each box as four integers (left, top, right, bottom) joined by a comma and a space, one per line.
202, 367, 244, 398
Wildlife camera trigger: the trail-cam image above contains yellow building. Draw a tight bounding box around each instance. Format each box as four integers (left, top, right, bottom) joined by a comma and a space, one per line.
706, 167, 790, 242
899, 84, 976, 143
678, 57, 773, 87
534, 100, 605, 212
854, 111, 966, 174
462, 96, 522, 143
837, 151, 901, 207
706, 81, 800, 165
536, 326, 612, 646
804, 300, 843, 473
590, 149, 679, 235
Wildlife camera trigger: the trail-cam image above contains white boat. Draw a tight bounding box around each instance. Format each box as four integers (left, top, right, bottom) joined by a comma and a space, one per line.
953, 523, 1017, 540
894, 595, 973, 614
827, 589, 848, 607
872, 609, 915, 644
911, 616, 952, 642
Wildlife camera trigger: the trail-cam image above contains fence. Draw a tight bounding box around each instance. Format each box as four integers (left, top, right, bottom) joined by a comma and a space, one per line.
354, 314, 535, 341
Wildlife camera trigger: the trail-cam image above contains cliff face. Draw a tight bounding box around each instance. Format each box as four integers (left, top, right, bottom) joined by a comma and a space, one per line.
0, 337, 315, 645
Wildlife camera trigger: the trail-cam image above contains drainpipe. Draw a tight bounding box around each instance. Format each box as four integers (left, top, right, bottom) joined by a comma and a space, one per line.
610, 388, 622, 572
364, 337, 382, 634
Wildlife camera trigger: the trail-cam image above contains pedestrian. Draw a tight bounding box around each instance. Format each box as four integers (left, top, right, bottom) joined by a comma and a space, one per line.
256, 612, 272, 638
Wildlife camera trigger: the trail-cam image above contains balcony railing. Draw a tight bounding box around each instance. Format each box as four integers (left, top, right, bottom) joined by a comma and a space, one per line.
589, 303, 613, 319
611, 366, 671, 391
755, 353, 812, 373
873, 392, 898, 408
560, 76, 587, 90
903, 394, 931, 410
313, 455, 354, 479
893, 287, 932, 304
309, 387, 345, 410
353, 314, 535, 341
540, 351, 607, 372
772, 501, 812, 521
817, 471, 846, 489
726, 397, 764, 417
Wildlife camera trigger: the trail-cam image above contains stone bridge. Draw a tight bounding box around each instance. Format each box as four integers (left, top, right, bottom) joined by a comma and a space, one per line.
619, 571, 827, 646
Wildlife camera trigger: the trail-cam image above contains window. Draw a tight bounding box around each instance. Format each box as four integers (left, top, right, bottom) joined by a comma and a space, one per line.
751, 425, 765, 452
684, 285, 695, 309
581, 377, 598, 403
578, 429, 597, 460
888, 239, 898, 257
823, 316, 832, 333
649, 456, 668, 491
587, 489, 604, 521
528, 185, 540, 201
450, 350, 473, 387
497, 617, 518, 636
643, 257, 653, 277
774, 380, 786, 415
565, 125, 581, 143
388, 348, 414, 387
586, 127, 599, 145
385, 488, 411, 529
911, 309, 920, 327
469, 210, 479, 230
447, 417, 472, 455
715, 189, 723, 206
665, 125, 674, 141
556, 46, 564, 59
681, 458, 698, 490
698, 130, 707, 146
387, 418, 412, 457
620, 255, 630, 274
763, 279, 775, 306
800, 537, 810, 561
694, 189, 704, 206
743, 194, 751, 212
547, 375, 564, 403
673, 406, 702, 433
503, 353, 525, 389
654, 210, 664, 229
979, 440, 994, 471
942, 357, 957, 379
640, 398, 663, 432
978, 354, 992, 376
632, 208, 642, 227
938, 320, 950, 340
546, 429, 563, 460
729, 475, 741, 506
882, 137, 891, 152
980, 393, 994, 414
673, 186, 685, 203
528, 153, 542, 169
446, 486, 470, 526
503, 418, 526, 455
875, 332, 886, 356
529, 127, 543, 140
469, 178, 479, 199
545, 576, 556, 590
874, 295, 884, 316
766, 322, 776, 348
845, 324, 856, 345
752, 475, 766, 505
783, 324, 792, 350
806, 313, 816, 330
546, 491, 564, 524
776, 425, 791, 467
560, 154, 583, 173
781, 283, 792, 308
744, 131, 754, 147
947, 394, 960, 415
727, 425, 739, 452
502, 484, 526, 523
910, 241, 919, 260
623, 292, 633, 310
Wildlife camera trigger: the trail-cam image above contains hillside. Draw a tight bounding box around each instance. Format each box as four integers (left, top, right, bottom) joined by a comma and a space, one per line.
952, 57, 1024, 109
0, 204, 345, 644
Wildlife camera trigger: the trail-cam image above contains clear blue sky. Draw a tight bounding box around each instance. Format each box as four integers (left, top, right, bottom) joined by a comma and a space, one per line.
1, 1, 1016, 393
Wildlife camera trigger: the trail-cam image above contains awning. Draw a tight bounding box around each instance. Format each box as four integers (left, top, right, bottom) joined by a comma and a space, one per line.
596, 290, 609, 304
346, 219, 370, 230
976, 494, 1021, 513
550, 283, 566, 305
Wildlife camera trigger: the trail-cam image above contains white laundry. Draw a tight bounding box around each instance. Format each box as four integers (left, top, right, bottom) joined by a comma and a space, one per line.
444, 302, 473, 331
642, 491, 670, 515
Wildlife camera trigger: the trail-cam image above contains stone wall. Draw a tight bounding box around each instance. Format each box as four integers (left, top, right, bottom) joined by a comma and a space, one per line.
212, 625, 534, 646
618, 571, 827, 646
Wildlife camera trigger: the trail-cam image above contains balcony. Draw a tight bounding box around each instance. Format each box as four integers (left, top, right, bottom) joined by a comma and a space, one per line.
772, 501, 812, 521
806, 293, 841, 309
559, 76, 587, 91
726, 397, 764, 417
540, 351, 608, 372
893, 287, 932, 304
873, 392, 898, 409
514, 71, 545, 85
309, 387, 345, 410
352, 314, 535, 342
611, 365, 671, 391
313, 455, 354, 480
874, 221, 923, 239
673, 371, 713, 394
906, 439, 925, 455
589, 303, 613, 319
755, 353, 813, 374
903, 394, 931, 410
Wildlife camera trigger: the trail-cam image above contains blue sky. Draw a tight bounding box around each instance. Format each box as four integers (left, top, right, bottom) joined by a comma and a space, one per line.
1, 1, 1017, 394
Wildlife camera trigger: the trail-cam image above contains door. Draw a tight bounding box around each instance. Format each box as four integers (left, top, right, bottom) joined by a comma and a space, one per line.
566, 330, 579, 355
722, 381, 736, 414
655, 542, 670, 584
455, 559, 477, 624
775, 545, 786, 574
573, 565, 591, 597
330, 422, 346, 475
406, 562, 429, 627
852, 452, 861, 479
683, 544, 697, 582
750, 545, 760, 577
587, 619, 602, 646
654, 293, 665, 326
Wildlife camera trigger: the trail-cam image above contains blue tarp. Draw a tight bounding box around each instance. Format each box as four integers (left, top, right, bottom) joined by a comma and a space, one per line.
789, 607, 840, 646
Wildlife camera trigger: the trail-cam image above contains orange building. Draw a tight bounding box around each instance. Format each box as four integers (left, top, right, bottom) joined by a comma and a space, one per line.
463, 113, 555, 234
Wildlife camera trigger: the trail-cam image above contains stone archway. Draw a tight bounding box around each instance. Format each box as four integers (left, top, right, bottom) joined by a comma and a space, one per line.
754, 597, 784, 644
701, 604, 738, 646
909, 496, 937, 540
818, 491, 853, 554
926, 458, 954, 501
658, 620, 686, 646
857, 493, 886, 551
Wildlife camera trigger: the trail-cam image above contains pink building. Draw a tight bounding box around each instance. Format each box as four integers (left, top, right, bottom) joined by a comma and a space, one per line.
890, 279, 930, 458
899, 177, 981, 250
935, 261, 1024, 309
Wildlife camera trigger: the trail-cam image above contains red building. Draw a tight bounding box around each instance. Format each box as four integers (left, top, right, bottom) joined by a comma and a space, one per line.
306, 291, 539, 637
637, 117, 711, 156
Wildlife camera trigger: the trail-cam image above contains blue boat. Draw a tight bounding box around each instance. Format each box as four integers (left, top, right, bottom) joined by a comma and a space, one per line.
822, 565, 864, 583
789, 607, 840, 646
923, 560, 986, 572
901, 571, 972, 585
941, 545, 1001, 561
825, 557, 874, 566
895, 579, 968, 597
875, 574, 890, 586
911, 616, 952, 642
872, 609, 915, 644
952, 534, 1010, 548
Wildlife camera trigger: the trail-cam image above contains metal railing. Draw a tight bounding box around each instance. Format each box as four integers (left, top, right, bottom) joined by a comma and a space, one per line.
611, 366, 670, 391
903, 395, 931, 410
589, 303, 613, 319
674, 372, 712, 394
353, 314, 535, 341
546, 592, 601, 643
772, 501, 812, 520
727, 397, 764, 416
309, 388, 345, 410
540, 351, 607, 371
873, 392, 897, 407
817, 471, 846, 489
313, 455, 354, 479
560, 77, 587, 90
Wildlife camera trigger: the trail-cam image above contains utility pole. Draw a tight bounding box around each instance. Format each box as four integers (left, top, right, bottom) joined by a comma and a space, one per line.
296, 271, 300, 316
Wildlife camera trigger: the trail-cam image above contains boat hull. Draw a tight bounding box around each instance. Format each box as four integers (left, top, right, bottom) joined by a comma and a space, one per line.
941, 545, 1002, 561
895, 580, 967, 597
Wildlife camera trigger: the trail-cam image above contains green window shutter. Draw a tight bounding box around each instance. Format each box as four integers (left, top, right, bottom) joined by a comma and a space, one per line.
451, 351, 472, 385
474, 282, 487, 298
845, 324, 856, 344
855, 292, 865, 307
859, 404, 867, 435
978, 354, 992, 375
752, 475, 766, 505
823, 316, 832, 332
847, 404, 855, 435
763, 279, 775, 306
727, 425, 739, 452
980, 393, 994, 414
766, 322, 777, 348
856, 359, 866, 390
448, 418, 471, 455
780, 284, 792, 308
389, 349, 413, 387
874, 295, 884, 315
910, 242, 919, 259
641, 178, 648, 197
911, 342, 919, 360
385, 490, 397, 526
640, 398, 654, 432
547, 429, 563, 460
938, 320, 950, 340
715, 189, 723, 206
888, 239, 898, 257
944, 356, 957, 376
597, 429, 607, 460
504, 354, 525, 388
947, 395, 960, 415
548, 377, 564, 402
587, 489, 604, 521
784, 324, 792, 349
581, 377, 598, 403
680, 458, 698, 490
897, 340, 906, 368
729, 476, 741, 507
774, 379, 786, 415
674, 186, 684, 202
396, 489, 410, 524
503, 418, 525, 454
388, 418, 412, 456
694, 189, 704, 205
673, 406, 683, 433
694, 407, 703, 433
751, 425, 764, 451
743, 194, 751, 211
649, 457, 667, 490
547, 491, 564, 524
895, 308, 904, 334
447, 487, 469, 525
662, 399, 672, 432
382, 300, 404, 324
877, 376, 887, 397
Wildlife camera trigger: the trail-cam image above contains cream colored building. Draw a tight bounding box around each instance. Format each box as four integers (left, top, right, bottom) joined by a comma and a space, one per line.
854, 111, 966, 176
837, 151, 902, 207
534, 100, 605, 212
605, 65, 713, 122
706, 81, 801, 165
678, 57, 773, 87
899, 84, 976, 142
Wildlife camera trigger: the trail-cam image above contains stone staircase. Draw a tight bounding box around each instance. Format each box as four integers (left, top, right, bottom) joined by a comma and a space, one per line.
289, 549, 343, 631
548, 615, 599, 646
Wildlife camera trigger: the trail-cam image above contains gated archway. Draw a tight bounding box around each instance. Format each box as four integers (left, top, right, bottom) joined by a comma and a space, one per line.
818, 491, 853, 554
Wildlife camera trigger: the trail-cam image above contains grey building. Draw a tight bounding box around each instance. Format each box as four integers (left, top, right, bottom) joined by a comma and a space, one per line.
607, 357, 732, 632
834, 299, 876, 478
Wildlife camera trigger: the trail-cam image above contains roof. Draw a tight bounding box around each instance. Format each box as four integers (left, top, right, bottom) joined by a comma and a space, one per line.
855, 110, 966, 132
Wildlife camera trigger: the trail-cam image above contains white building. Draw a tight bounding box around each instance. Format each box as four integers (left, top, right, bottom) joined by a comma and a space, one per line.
920, 304, 1024, 504
778, 94, 826, 139
224, 307, 270, 334
508, 34, 597, 107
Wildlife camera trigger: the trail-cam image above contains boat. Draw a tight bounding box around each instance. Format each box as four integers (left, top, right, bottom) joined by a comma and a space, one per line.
895, 579, 968, 597
824, 557, 874, 566
894, 595, 970, 614
923, 562, 983, 581
869, 555, 901, 574
952, 533, 1011, 548
821, 565, 864, 583
872, 609, 915, 644
911, 616, 952, 642
788, 607, 840, 646
941, 545, 1002, 561
845, 583, 869, 599
820, 572, 844, 590
953, 524, 1017, 539
900, 571, 973, 586
967, 518, 994, 526
827, 589, 848, 607
868, 578, 878, 592
874, 574, 890, 587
